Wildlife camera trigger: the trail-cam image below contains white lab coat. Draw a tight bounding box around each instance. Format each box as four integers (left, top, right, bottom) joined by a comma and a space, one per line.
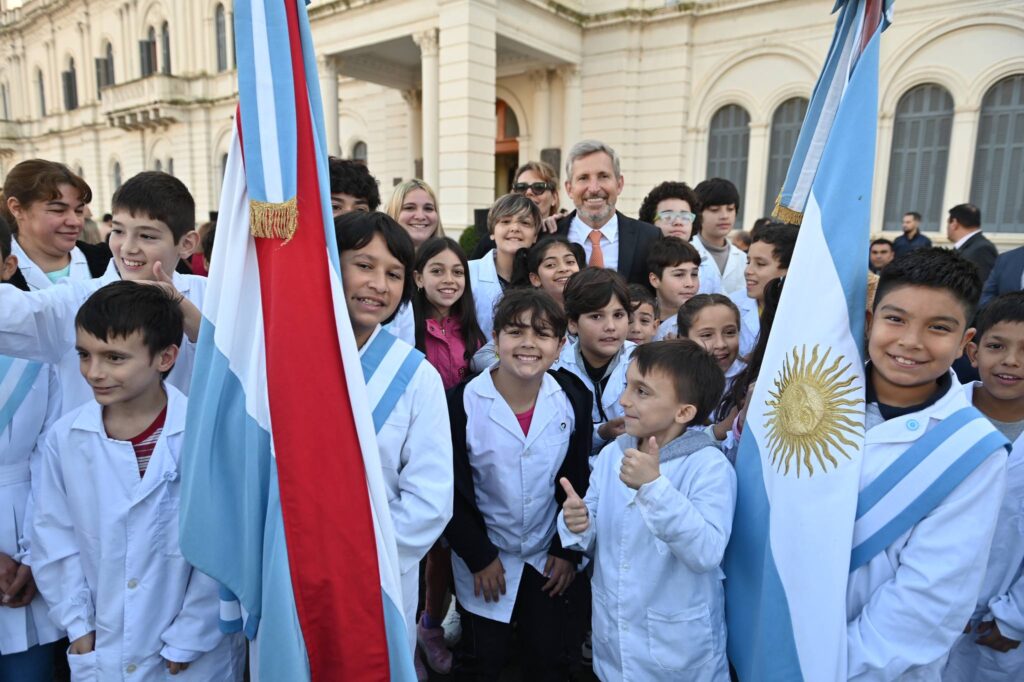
10, 242, 101, 414
698, 255, 723, 295
0, 263, 206, 411
0, 364, 62, 654
728, 289, 759, 360
942, 383, 1024, 681
30, 385, 244, 681
553, 340, 635, 454
653, 316, 679, 341
451, 369, 575, 623
360, 326, 453, 650
468, 250, 505, 340
558, 432, 735, 681
847, 377, 1008, 681
382, 302, 416, 347
692, 237, 746, 296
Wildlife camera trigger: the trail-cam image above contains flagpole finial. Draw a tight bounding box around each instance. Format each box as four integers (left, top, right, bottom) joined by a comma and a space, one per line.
250, 197, 299, 241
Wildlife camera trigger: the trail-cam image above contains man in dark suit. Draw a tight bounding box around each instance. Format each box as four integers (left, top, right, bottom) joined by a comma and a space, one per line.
555, 140, 660, 286
948, 203, 998, 283
980, 245, 1024, 307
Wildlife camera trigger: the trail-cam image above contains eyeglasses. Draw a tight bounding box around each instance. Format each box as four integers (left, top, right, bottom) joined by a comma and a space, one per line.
656, 210, 695, 223
513, 181, 553, 194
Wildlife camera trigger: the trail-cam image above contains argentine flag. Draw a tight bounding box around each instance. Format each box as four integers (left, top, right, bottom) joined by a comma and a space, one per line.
178, 1, 414, 680
724, 1, 892, 680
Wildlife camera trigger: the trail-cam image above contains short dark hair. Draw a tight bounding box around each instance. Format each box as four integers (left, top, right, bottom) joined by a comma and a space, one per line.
488, 193, 542, 235
904, 211, 921, 222
638, 181, 700, 225
563, 267, 631, 321
732, 230, 752, 249
328, 157, 381, 211
0, 214, 11, 260
632, 339, 725, 424
334, 211, 416, 320
873, 247, 982, 322
751, 223, 799, 269
628, 283, 659, 320
493, 287, 568, 340
75, 281, 184, 375
949, 203, 981, 229
111, 172, 196, 243
694, 178, 740, 212
200, 223, 216, 265
647, 236, 701, 279
974, 292, 1024, 342
512, 235, 585, 287
676, 293, 740, 338
870, 238, 894, 250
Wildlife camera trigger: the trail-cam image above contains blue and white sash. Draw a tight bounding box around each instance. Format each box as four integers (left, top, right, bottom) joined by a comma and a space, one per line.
219, 330, 424, 634
850, 407, 1010, 572
0, 356, 44, 436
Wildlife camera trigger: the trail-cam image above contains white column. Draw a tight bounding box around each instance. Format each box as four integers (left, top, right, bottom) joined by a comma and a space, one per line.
744, 121, 770, 224
402, 89, 423, 180
872, 112, 894, 233
558, 65, 581, 207
942, 106, 981, 218
318, 54, 339, 156
529, 69, 550, 158
414, 29, 440, 191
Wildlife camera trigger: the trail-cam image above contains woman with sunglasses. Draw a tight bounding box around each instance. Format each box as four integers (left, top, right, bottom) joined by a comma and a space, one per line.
511, 161, 560, 218
639, 180, 723, 294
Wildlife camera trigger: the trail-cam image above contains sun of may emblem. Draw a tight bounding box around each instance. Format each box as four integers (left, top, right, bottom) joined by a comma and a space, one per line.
763, 344, 863, 477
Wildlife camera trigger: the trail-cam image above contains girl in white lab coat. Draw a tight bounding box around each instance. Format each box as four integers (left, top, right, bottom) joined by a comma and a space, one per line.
446, 288, 592, 681
560, 340, 735, 681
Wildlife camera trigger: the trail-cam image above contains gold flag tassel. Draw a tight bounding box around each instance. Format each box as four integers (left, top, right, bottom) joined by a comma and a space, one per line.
771, 193, 804, 226
250, 197, 299, 241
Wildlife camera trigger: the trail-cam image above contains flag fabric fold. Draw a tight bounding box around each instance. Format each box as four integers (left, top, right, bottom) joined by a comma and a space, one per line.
178, 1, 414, 680
724, 1, 890, 680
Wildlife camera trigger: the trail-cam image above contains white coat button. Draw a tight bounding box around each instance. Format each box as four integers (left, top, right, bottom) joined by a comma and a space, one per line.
622, 623, 629, 632
525, 496, 532, 504
127, 579, 138, 589
623, 562, 630, 571
126, 664, 137, 674
907, 419, 920, 431
164, 470, 177, 481
524, 449, 530, 458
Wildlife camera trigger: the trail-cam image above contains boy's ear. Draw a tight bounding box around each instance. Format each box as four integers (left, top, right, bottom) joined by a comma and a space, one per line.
958, 327, 976, 359
0, 253, 18, 281
675, 402, 697, 425
966, 339, 980, 368
556, 334, 567, 355
175, 230, 199, 260
648, 272, 660, 289
155, 344, 180, 373
567, 318, 579, 336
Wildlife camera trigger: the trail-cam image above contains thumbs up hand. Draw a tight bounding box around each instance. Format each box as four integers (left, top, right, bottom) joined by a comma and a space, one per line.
560, 477, 589, 534
620, 436, 661, 490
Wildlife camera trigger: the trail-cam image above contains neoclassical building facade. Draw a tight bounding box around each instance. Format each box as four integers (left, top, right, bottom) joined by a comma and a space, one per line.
1, 0, 1022, 241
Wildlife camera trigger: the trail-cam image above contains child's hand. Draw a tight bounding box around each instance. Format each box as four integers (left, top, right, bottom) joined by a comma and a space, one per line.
598, 417, 626, 442
713, 405, 740, 441
473, 557, 506, 603
975, 620, 1021, 652
542, 555, 575, 597
165, 659, 191, 675
620, 436, 661, 490
69, 631, 95, 655
560, 478, 589, 534
2, 563, 36, 607
150, 262, 202, 342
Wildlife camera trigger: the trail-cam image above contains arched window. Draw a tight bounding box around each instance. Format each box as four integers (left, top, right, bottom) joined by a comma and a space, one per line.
112, 161, 123, 191
168, 158, 174, 176
220, 152, 229, 183
883, 84, 953, 231
155, 159, 163, 172
97, 42, 116, 96
215, 4, 228, 73
141, 27, 158, 77
160, 22, 171, 75
764, 97, 808, 216
706, 104, 751, 223
0, 82, 9, 120
35, 68, 46, 117
62, 58, 79, 111
352, 141, 368, 163
971, 74, 1024, 233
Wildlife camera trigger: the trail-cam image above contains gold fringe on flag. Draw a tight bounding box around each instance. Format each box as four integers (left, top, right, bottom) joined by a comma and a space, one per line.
250, 196, 298, 241
771, 193, 804, 226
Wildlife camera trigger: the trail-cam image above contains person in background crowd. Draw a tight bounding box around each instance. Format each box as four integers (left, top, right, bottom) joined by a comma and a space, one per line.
99, 213, 114, 242
80, 205, 102, 245
893, 210, 932, 258
190, 221, 216, 277
693, 178, 747, 295
949, 203, 998, 284
731, 230, 752, 252
638, 180, 722, 294
870, 238, 895, 274
626, 284, 660, 346
328, 156, 381, 216
981, 245, 1024, 307
512, 161, 560, 218
200, 222, 217, 273
387, 179, 444, 251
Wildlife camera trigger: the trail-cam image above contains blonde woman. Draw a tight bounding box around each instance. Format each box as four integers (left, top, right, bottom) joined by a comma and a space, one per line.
386, 179, 444, 251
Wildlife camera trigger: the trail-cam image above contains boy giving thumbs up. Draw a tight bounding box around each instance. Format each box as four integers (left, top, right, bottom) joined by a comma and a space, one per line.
557, 340, 737, 681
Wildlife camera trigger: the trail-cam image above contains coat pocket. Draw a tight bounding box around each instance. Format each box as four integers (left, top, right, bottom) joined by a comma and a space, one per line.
647, 603, 715, 671
157, 474, 184, 558
66, 647, 99, 682
591, 585, 613, 646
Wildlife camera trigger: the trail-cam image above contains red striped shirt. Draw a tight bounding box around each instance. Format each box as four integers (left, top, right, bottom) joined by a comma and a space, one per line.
129, 406, 167, 477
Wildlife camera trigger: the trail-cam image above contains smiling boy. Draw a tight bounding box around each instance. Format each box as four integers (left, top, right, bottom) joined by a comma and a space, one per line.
848, 248, 1010, 679
648, 236, 702, 341
729, 223, 798, 358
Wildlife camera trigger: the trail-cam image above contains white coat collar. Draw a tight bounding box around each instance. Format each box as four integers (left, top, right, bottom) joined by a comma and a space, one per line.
69, 382, 187, 438
469, 368, 560, 446
474, 250, 500, 284
558, 338, 635, 373
12, 239, 88, 290
865, 370, 966, 445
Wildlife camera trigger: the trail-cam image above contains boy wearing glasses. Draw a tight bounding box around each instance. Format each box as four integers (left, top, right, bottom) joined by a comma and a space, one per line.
639, 181, 723, 295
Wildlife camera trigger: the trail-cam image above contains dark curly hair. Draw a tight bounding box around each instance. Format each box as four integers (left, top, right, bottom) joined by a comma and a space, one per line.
638, 181, 700, 226
328, 157, 381, 211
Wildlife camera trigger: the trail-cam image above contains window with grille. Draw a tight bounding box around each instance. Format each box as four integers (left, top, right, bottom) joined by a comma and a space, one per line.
62, 58, 79, 111
764, 98, 808, 216
161, 22, 171, 75
215, 4, 228, 73
36, 69, 46, 117
706, 104, 750, 224
883, 84, 953, 231
140, 27, 157, 78
970, 74, 1024, 233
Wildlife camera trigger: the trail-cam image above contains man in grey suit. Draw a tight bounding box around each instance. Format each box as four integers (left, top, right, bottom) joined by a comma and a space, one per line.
948, 203, 998, 283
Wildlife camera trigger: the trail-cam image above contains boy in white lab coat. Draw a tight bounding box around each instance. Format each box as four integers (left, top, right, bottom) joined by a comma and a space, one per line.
648, 236, 702, 341
559, 339, 736, 681
554, 267, 635, 455
445, 288, 592, 681
849, 248, 1010, 680
0, 172, 205, 412
30, 282, 243, 680
944, 292, 1024, 681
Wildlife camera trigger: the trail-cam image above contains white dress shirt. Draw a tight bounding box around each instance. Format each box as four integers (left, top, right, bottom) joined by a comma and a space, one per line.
569, 213, 620, 272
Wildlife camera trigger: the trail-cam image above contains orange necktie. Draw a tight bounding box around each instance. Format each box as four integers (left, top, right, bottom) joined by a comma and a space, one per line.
588, 230, 605, 268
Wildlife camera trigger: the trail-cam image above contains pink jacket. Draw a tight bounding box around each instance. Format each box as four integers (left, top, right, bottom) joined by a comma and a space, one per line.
424, 317, 472, 389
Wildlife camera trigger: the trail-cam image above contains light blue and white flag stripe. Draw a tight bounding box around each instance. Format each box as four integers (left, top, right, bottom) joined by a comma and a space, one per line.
0, 356, 43, 435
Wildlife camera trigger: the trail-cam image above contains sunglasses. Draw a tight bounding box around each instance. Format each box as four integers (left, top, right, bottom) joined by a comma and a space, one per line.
513, 181, 554, 194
